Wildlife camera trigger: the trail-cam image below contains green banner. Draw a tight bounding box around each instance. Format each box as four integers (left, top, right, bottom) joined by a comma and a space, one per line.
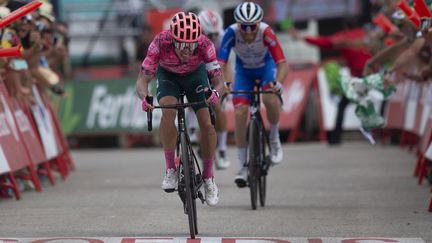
52, 79, 160, 135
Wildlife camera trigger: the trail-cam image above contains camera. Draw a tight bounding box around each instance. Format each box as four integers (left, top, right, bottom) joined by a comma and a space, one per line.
35, 21, 47, 32
421, 18, 431, 31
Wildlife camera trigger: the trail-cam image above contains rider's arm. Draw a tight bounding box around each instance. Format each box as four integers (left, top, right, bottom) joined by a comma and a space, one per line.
136, 70, 154, 100
201, 38, 225, 93
218, 27, 235, 86
218, 27, 235, 65
263, 27, 288, 84
275, 62, 288, 85
136, 34, 160, 99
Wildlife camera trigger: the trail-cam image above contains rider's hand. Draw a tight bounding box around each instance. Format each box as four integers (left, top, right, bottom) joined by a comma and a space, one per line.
206, 89, 220, 106
270, 81, 284, 94
141, 96, 154, 112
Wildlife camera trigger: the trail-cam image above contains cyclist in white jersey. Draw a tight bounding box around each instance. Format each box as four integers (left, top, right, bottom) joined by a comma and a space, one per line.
218, 2, 288, 187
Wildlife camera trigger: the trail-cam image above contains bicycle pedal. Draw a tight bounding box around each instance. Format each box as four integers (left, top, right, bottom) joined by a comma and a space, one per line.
163, 188, 176, 193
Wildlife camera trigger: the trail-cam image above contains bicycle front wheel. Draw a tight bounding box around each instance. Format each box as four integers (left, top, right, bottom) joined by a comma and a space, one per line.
248, 120, 260, 210
259, 173, 266, 207
180, 133, 197, 238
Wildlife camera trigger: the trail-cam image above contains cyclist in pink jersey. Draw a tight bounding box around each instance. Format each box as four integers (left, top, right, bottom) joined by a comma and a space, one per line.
136, 12, 225, 206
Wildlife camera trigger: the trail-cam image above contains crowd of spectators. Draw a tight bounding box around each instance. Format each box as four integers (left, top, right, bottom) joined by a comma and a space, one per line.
0, 0, 70, 104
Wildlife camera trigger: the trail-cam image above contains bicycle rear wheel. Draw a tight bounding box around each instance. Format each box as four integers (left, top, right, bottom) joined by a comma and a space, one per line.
248, 120, 260, 210
180, 133, 197, 238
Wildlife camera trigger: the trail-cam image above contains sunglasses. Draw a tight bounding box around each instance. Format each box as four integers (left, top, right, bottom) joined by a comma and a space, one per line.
173, 39, 198, 51
240, 23, 258, 32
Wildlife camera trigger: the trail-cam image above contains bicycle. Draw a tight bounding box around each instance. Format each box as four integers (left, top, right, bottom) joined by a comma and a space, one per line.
146, 91, 215, 239
222, 82, 282, 210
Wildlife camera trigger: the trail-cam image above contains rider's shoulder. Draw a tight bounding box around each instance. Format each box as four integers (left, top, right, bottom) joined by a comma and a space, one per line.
259, 22, 270, 29
154, 30, 174, 46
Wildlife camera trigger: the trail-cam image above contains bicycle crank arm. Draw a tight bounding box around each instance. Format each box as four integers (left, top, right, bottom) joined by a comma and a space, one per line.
197, 190, 205, 204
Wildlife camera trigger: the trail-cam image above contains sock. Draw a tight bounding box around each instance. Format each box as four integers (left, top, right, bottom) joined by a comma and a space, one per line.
217, 131, 228, 152
269, 123, 280, 142
164, 149, 176, 170
202, 157, 214, 179
237, 147, 247, 168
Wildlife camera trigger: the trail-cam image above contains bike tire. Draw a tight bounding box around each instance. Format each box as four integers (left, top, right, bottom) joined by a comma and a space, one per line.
180, 133, 197, 238
248, 120, 259, 210
259, 136, 269, 207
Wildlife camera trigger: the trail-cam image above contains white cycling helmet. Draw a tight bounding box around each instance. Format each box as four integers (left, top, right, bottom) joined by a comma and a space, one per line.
198, 10, 223, 34
234, 2, 263, 24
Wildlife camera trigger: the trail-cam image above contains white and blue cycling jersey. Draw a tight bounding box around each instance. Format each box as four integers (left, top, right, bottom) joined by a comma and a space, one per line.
218, 22, 286, 106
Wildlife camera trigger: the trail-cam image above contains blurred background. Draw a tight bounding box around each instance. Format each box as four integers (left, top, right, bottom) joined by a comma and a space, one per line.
50, 0, 382, 148
2, 0, 415, 149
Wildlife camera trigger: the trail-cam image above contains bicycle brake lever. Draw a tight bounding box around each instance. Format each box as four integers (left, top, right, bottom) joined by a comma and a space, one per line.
146, 96, 153, 131
205, 89, 216, 126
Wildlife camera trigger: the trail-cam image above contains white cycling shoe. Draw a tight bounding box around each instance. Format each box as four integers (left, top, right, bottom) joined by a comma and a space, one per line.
161, 168, 177, 192
270, 140, 283, 164
204, 177, 219, 206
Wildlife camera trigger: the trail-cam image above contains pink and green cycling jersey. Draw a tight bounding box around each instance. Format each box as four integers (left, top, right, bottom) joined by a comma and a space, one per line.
141, 30, 222, 79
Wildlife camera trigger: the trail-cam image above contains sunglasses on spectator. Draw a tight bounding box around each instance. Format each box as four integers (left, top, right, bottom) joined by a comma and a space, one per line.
173, 39, 198, 51
240, 23, 259, 32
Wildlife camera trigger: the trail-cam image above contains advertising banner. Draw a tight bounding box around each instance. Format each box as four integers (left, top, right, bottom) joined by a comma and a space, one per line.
52, 79, 161, 135
403, 81, 420, 132
413, 83, 432, 135
0, 83, 31, 172
146, 8, 182, 37
221, 64, 317, 131
0, 145, 10, 174
11, 98, 47, 164
384, 81, 410, 129
31, 85, 59, 159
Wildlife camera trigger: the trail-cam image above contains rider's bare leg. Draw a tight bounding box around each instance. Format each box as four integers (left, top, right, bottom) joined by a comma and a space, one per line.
196, 107, 217, 178
159, 96, 179, 169
263, 93, 281, 141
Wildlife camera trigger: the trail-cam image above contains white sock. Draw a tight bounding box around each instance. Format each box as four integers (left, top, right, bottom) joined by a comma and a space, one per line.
269, 123, 280, 142
217, 131, 228, 151
237, 147, 247, 168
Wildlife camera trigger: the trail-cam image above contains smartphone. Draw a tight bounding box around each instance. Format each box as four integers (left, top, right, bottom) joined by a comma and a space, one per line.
421, 18, 431, 31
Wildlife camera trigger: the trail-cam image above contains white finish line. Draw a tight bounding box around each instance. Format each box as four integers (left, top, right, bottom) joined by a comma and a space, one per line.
0, 238, 426, 243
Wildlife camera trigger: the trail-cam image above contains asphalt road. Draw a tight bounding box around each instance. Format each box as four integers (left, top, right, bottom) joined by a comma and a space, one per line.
0, 142, 431, 242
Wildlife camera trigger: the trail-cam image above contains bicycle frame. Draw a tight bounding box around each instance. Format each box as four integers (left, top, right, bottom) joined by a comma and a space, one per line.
223, 85, 280, 209
146, 92, 212, 238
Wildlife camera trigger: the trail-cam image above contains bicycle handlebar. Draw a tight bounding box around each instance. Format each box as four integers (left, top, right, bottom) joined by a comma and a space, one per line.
152, 100, 207, 110
146, 89, 216, 131
220, 90, 282, 104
